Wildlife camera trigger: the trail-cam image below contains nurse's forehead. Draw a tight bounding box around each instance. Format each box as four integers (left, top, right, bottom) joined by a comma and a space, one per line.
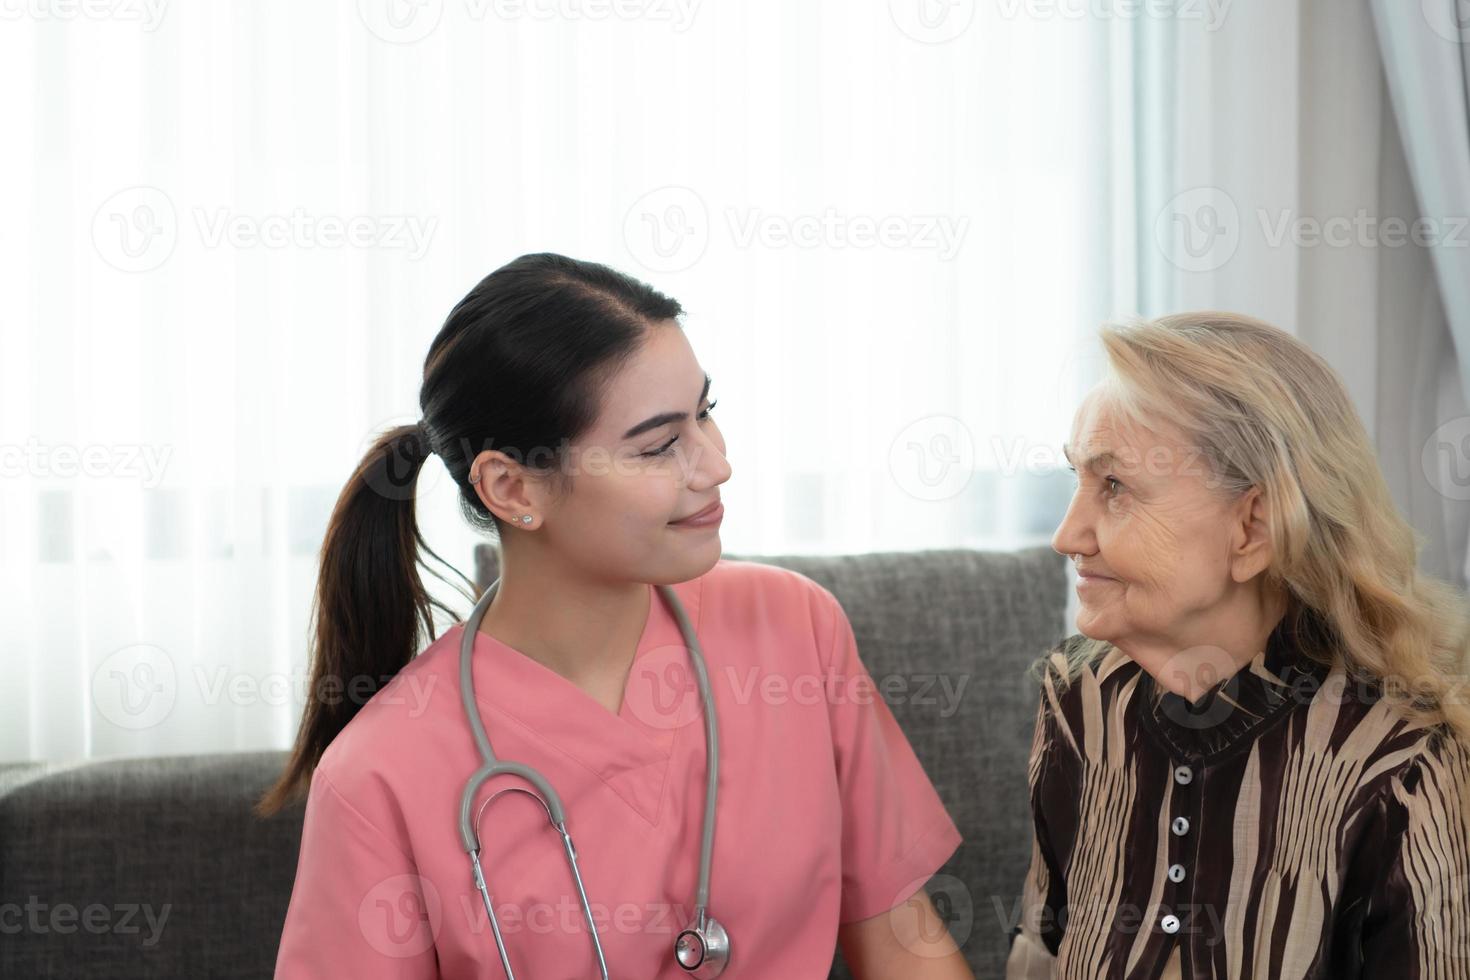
593, 365, 711, 441
576, 326, 700, 434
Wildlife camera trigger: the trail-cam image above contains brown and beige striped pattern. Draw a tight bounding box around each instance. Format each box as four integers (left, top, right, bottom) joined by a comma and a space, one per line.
1004, 625, 1470, 980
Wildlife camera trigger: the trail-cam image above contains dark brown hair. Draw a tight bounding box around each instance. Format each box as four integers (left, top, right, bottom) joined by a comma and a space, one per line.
256, 253, 683, 815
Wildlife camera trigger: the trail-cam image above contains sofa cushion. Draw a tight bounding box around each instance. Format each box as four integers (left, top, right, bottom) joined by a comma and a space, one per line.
1, 546, 1067, 979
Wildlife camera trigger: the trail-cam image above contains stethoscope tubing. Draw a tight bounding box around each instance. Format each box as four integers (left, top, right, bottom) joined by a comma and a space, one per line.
455, 576, 723, 977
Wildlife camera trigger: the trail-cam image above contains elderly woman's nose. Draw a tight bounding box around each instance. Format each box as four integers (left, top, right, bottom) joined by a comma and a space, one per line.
1052, 494, 1096, 557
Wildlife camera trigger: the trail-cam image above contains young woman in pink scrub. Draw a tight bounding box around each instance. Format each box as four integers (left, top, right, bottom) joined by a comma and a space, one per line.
259, 253, 971, 979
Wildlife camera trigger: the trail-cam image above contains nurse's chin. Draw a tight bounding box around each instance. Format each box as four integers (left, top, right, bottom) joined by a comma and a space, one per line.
657, 538, 723, 584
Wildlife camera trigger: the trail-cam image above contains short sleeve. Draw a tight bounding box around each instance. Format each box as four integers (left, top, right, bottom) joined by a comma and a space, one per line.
1005, 688, 1067, 978
1356, 731, 1470, 976
807, 580, 964, 924
274, 767, 442, 979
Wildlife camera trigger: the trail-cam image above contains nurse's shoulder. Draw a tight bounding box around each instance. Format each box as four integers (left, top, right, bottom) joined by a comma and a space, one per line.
311, 626, 474, 798
704, 555, 842, 613
701, 557, 851, 668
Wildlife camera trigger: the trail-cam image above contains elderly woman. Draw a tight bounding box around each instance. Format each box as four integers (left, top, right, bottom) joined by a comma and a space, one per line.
1006, 313, 1470, 979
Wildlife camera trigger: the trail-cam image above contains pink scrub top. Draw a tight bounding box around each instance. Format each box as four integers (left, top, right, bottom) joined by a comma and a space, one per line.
274, 559, 962, 978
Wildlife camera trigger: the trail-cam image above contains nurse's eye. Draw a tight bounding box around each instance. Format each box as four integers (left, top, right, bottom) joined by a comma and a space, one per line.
644, 436, 678, 458
642, 399, 718, 458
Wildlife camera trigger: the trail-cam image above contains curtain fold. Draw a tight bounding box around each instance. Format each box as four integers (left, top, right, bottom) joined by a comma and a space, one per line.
1, 1, 1121, 762
1134, 0, 1470, 587
1370, 0, 1470, 585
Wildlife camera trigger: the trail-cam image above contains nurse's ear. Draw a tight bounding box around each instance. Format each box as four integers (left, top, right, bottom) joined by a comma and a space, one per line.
467, 449, 546, 529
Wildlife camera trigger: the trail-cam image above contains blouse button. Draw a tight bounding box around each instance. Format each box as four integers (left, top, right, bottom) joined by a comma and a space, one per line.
1171, 816, 1190, 836
1174, 765, 1193, 785
1161, 914, 1181, 934
1168, 863, 1186, 882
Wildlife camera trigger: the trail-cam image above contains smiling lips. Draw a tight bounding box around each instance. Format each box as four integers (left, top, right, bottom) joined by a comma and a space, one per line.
1074, 567, 1119, 590
671, 499, 723, 526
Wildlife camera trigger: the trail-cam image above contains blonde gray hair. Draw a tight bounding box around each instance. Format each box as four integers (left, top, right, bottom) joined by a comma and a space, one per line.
1050, 311, 1470, 744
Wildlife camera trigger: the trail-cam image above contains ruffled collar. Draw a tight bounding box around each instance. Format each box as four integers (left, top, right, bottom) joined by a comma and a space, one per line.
1135, 612, 1335, 762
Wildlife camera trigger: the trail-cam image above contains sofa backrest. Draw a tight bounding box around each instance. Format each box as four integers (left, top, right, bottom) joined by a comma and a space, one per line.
0, 752, 305, 979
1, 546, 1067, 979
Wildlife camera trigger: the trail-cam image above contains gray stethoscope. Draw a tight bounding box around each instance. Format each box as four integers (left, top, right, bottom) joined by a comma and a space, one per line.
457, 577, 730, 979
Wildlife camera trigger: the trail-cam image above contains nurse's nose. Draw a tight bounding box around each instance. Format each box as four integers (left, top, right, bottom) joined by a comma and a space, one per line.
684, 425, 732, 491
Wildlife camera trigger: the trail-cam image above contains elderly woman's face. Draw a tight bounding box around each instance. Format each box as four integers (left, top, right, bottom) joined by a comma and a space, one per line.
1051, 391, 1245, 647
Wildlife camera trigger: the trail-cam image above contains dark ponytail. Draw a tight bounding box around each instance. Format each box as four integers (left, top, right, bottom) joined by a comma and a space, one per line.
257, 253, 682, 815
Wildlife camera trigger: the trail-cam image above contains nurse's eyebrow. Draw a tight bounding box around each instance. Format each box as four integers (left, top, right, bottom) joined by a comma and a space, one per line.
622, 373, 713, 440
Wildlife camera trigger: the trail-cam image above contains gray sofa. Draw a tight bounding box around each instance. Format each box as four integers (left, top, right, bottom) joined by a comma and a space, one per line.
0, 546, 1068, 979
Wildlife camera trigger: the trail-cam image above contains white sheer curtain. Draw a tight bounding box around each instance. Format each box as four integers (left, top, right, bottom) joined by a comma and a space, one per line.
1132, 0, 1470, 588
1369, 0, 1470, 588
1, 1, 1127, 763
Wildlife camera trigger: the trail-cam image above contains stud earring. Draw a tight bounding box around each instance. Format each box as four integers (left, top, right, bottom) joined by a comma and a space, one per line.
518, 515, 533, 525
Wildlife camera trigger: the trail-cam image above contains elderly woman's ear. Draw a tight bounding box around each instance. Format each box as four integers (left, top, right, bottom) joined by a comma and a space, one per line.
1228, 486, 1275, 583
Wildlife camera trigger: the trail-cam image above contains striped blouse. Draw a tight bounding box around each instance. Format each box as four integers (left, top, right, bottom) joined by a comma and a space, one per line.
1004, 621, 1470, 979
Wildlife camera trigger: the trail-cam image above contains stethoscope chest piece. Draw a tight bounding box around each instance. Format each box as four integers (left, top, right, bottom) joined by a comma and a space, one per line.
674, 909, 729, 978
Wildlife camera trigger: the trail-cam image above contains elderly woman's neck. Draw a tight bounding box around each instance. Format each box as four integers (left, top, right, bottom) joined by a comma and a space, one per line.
1125, 584, 1291, 705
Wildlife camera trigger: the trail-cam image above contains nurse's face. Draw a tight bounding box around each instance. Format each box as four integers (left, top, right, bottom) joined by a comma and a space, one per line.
1051, 389, 1249, 649
540, 322, 733, 585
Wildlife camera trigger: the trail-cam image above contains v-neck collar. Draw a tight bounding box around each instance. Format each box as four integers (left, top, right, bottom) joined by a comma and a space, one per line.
454, 575, 706, 827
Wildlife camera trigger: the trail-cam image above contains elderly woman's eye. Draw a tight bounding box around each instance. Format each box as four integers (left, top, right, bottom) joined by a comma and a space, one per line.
1105, 476, 1124, 495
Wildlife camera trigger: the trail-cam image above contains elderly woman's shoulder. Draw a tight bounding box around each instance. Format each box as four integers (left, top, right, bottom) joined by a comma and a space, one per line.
1388, 719, 1470, 782
1027, 633, 1139, 728
1317, 675, 1470, 818
1033, 633, 1134, 686
1368, 722, 1470, 828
